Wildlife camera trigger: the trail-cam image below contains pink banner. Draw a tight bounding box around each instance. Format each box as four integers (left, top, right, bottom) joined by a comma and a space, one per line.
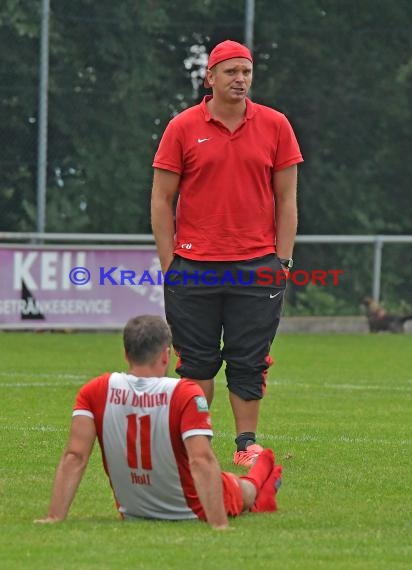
0, 246, 164, 329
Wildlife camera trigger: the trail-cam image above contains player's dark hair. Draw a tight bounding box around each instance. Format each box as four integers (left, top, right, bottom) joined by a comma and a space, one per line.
123, 315, 172, 365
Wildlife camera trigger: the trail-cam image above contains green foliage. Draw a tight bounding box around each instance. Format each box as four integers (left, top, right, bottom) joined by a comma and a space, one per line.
284, 283, 352, 316
0, 1, 411, 306
255, 0, 412, 236
0, 0, 39, 230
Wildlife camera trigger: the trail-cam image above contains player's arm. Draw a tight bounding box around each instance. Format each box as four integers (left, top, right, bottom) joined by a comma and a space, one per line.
273, 164, 298, 259
184, 435, 229, 530
151, 168, 181, 274
34, 415, 96, 523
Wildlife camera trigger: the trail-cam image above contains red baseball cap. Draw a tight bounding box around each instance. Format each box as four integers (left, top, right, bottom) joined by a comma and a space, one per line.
204, 40, 253, 88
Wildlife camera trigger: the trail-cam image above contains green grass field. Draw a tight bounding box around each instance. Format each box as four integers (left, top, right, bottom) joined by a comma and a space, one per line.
0, 332, 411, 569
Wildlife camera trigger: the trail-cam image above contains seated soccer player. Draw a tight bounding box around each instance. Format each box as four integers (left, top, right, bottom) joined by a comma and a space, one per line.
35, 315, 282, 528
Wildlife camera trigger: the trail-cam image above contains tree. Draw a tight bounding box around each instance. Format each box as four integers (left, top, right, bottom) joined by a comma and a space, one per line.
1, 0, 411, 308
0, 0, 40, 231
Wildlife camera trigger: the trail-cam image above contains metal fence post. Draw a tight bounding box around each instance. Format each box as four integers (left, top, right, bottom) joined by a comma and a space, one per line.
36, 0, 50, 235
244, 0, 255, 51
244, 0, 255, 99
372, 237, 383, 302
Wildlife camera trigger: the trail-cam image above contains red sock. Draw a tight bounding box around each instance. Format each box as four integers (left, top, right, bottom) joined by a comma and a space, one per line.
239, 448, 275, 491
250, 464, 282, 513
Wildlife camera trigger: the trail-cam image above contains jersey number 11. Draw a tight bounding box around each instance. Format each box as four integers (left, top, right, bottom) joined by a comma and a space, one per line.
126, 413, 152, 470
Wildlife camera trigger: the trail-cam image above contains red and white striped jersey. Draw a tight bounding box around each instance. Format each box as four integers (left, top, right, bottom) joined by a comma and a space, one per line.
73, 372, 213, 520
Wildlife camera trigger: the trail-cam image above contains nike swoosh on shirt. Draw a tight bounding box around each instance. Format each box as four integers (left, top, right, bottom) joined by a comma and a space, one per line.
269, 291, 282, 299
197, 138, 211, 143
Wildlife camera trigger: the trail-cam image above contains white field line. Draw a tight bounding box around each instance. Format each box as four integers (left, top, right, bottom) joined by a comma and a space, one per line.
0, 382, 84, 387
213, 431, 412, 447
0, 376, 411, 392
267, 381, 412, 392
0, 425, 66, 432
324, 382, 412, 392
0, 425, 410, 446
0, 371, 87, 387
0, 372, 85, 379
0, 371, 412, 392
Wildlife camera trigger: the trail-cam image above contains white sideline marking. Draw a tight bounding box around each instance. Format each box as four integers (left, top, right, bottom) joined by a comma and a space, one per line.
0, 382, 84, 387
0, 372, 85, 379
0, 371, 87, 387
214, 431, 412, 446
267, 380, 412, 392
324, 382, 412, 392
0, 425, 65, 432
1, 377, 411, 392
1, 425, 410, 446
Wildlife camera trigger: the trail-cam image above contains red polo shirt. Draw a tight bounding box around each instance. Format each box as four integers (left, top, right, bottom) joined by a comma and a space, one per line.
153, 96, 303, 261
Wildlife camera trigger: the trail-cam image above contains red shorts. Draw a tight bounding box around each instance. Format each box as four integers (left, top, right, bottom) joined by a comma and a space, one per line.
221, 472, 244, 517
197, 472, 243, 521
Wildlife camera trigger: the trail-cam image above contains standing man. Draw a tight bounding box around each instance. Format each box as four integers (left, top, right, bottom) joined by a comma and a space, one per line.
34, 315, 282, 527
151, 40, 303, 466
